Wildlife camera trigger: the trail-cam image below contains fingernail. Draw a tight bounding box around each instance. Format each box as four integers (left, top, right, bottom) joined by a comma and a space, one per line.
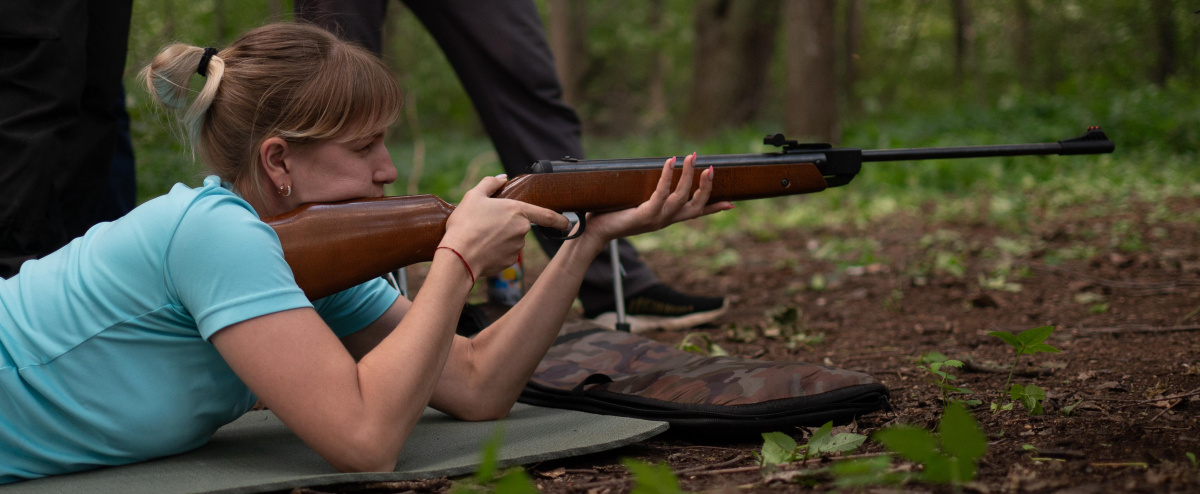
727, 203, 735, 210
693, 151, 698, 159
708, 165, 714, 176
496, 173, 508, 179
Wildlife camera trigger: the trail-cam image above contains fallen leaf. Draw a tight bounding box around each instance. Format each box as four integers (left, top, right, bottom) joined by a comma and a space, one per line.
536, 468, 567, 479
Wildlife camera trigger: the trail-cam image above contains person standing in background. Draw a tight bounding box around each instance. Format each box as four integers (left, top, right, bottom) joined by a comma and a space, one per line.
0, 1, 137, 279
295, 0, 729, 333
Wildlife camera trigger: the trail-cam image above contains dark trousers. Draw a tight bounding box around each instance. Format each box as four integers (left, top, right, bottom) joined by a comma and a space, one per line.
296, 0, 658, 310
0, 0, 134, 278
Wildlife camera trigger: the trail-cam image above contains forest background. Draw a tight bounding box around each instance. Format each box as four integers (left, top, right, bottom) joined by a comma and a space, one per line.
124, 0, 1200, 234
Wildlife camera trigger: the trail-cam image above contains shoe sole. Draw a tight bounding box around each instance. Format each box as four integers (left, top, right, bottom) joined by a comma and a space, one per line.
587, 300, 729, 333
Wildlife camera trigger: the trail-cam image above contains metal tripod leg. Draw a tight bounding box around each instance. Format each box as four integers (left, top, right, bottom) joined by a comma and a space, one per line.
386, 267, 410, 299
610, 239, 630, 332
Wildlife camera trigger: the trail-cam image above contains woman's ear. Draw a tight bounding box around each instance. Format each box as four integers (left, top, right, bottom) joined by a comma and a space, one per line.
259, 137, 291, 187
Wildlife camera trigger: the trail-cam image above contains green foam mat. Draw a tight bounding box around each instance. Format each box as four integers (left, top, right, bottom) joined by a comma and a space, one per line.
1, 404, 667, 494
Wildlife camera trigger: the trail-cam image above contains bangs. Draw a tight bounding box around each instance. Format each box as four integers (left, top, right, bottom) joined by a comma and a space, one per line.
276, 43, 401, 143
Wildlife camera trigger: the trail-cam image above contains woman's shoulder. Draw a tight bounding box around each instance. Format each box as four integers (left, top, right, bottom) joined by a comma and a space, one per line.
163, 176, 256, 215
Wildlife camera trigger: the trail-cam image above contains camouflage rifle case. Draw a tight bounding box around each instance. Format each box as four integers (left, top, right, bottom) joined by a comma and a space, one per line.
518, 326, 890, 432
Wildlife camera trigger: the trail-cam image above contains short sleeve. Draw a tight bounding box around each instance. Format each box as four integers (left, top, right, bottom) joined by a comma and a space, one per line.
313, 278, 400, 338
165, 192, 313, 340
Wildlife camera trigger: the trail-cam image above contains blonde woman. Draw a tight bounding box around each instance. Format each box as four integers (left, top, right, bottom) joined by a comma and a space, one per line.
0, 23, 730, 483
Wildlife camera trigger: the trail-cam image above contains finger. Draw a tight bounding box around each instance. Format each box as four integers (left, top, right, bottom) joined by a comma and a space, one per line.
470, 174, 508, 198
667, 152, 697, 207
700, 200, 734, 216
517, 202, 571, 231
683, 163, 714, 211
645, 156, 677, 209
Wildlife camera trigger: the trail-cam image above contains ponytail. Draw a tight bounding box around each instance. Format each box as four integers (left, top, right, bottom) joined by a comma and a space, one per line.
139, 44, 225, 145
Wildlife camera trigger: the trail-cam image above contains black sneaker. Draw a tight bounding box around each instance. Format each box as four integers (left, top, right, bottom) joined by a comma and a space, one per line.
584, 283, 729, 333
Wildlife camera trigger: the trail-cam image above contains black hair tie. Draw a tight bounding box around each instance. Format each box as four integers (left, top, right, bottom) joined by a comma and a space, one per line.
196, 47, 219, 77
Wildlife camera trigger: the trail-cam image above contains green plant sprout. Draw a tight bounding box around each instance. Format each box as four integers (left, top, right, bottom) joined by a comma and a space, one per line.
830, 455, 904, 487
452, 425, 538, 494
1186, 452, 1197, 470
621, 459, 687, 494
988, 325, 1061, 415
1009, 384, 1047, 415
676, 332, 727, 356
917, 352, 977, 406
872, 401, 988, 488
756, 421, 868, 469
1059, 399, 1084, 416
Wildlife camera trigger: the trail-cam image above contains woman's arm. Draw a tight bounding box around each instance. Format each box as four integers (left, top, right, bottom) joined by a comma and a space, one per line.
211, 176, 570, 473
210, 252, 472, 472
427, 153, 732, 419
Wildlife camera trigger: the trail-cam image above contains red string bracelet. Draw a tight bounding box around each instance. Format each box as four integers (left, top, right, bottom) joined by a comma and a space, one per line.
436, 246, 475, 285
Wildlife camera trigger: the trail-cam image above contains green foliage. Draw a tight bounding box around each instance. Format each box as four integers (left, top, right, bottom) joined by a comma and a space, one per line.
676, 332, 727, 356
621, 459, 687, 494
492, 470, 538, 494
989, 326, 1061, 414
758, 431, 798, 467
452, 425, 539, 494
917, 353, 975, 406
989, 326, 1060, 357
873, 402, 988, 486
475, 426, 503, 483
806, 422, 869, 459
1009, 384, 1047, 415
809, 237, 883, 268
1187, 452, 1197, 470
830, 456, 905, 487
757, 422, 868, 468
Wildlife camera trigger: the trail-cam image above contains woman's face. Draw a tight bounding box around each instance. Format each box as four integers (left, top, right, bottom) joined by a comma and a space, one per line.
284, 129, 398, 205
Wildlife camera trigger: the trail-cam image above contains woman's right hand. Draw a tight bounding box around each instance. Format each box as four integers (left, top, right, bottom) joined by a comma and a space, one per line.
440, 175, 569, 278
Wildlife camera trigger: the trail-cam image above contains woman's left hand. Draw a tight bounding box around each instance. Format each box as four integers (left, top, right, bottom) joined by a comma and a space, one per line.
582, 152, 732, 245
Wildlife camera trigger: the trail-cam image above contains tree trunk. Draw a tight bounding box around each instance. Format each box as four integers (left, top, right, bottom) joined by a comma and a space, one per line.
784, 0, 838, 143
1013, 0, 1033, 88
641, 0, 668, 129
843, 0, 862, 116
682, 0, 782, 138
1151, 0, 1177, 86
951, 0, 975, 94
548, 0, 588, 107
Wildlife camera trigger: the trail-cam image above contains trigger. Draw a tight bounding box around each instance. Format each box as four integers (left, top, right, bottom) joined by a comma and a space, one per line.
534, 212, 585, 241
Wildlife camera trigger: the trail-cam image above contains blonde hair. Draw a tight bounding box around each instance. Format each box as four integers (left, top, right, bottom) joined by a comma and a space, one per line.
140, 23, 402, 198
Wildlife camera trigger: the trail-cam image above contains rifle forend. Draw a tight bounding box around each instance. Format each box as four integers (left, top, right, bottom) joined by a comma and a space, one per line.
267, 127, 1114, 300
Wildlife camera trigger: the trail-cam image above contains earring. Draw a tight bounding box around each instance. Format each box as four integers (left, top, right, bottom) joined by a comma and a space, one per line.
279, 184, 292, 197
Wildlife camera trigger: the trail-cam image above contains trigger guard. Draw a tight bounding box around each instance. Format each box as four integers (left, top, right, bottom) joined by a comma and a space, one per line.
535, 212, 585, 241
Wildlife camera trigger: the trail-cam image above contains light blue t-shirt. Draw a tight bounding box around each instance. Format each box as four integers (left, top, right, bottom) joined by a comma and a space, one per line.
0, 176, 399, 484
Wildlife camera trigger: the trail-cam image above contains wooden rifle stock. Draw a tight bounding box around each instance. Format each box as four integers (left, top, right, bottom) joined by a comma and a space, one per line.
265, 161, 830, 300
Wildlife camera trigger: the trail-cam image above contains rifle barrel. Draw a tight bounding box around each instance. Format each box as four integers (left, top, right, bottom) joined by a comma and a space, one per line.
861, 127, 1114, 162
863, 142, 1066, 162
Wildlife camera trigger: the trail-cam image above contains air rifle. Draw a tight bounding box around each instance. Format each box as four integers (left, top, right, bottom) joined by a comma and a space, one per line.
266, 127, 1114, 300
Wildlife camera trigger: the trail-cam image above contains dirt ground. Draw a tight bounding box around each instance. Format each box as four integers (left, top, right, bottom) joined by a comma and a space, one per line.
307, 195, 1200, 493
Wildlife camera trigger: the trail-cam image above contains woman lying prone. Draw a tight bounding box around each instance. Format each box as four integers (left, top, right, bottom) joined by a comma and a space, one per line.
0, 23, 730, 483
